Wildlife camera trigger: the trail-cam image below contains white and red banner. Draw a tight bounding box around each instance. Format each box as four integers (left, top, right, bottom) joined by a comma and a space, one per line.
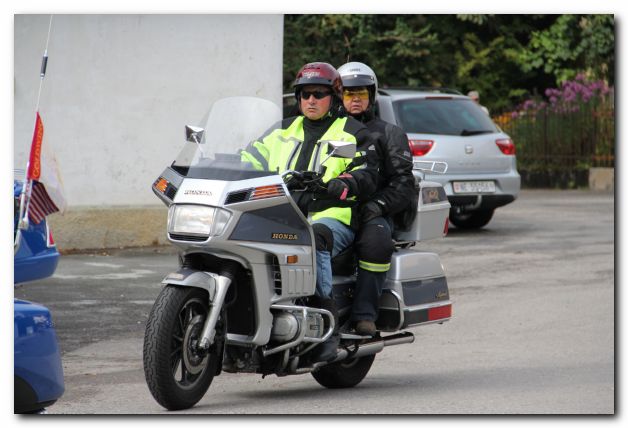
26, 112, 66, 224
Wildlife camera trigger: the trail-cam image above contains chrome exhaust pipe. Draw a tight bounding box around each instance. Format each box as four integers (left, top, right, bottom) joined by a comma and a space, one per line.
382, 331, 415, 347
293, 332, 416, 374
330, 331, 415, 364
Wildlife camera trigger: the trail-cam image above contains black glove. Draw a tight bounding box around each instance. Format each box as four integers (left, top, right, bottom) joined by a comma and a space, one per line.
284, 172, 303, 191
360, 201, 384, 224
327, 178, 350, 201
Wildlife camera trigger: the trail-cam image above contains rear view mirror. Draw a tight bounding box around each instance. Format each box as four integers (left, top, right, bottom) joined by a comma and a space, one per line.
326, 140, 356, 159
185, 125, 205, 144
315, 140, 357, 173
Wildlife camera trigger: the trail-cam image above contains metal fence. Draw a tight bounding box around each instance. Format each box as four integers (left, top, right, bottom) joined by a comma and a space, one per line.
494, 92, 615, 172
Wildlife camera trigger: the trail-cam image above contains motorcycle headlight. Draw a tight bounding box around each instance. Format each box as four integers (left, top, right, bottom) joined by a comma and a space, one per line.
168, 205, 231, 238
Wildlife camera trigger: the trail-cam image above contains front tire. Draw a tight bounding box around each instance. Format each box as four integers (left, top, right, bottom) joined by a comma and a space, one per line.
449, 208, 494, 229
311, 354, 375, 389
143, 285, 224, 410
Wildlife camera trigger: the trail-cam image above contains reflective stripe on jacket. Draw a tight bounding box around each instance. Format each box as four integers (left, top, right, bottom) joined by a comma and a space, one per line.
241, 115, 365, 226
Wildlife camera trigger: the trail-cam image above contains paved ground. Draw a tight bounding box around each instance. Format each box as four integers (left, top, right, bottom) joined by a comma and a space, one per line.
14, 189, 615, 414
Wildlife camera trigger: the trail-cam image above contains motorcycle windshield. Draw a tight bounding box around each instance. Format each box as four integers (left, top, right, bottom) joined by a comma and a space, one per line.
171, 96, 282, 180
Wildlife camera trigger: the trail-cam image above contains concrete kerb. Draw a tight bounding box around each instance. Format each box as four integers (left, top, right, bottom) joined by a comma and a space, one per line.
49, 205, 169, 252
589, 167, 614, 192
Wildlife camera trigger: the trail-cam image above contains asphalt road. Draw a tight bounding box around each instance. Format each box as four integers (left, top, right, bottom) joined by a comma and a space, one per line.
14, 189, 615, 414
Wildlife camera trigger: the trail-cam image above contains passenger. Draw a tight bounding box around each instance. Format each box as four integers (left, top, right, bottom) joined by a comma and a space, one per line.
338, 61, 417, 335
241, 62, 379, 362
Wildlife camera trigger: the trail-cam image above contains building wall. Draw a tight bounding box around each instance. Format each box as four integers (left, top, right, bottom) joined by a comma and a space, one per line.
14, 14, 284, 250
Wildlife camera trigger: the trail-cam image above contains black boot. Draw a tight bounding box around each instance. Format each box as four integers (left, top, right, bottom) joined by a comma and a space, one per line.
309, 297, 340, 363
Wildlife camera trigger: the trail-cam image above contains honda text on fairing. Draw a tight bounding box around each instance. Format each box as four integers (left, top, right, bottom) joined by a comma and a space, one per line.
143, 96, 452, 410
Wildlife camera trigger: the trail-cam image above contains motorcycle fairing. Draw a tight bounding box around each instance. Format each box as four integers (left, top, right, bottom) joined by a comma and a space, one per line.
229, 204, 312, 245
153, 166, 185, 206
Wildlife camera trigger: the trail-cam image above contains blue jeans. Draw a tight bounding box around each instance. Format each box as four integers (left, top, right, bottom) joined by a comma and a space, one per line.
311, 217, 355, 298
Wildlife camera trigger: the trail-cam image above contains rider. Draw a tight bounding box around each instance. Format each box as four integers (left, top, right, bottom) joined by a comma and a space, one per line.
241, 62, 379, 362
337, 61, 417, 335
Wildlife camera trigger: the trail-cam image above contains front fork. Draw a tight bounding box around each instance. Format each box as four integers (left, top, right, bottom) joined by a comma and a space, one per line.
197, 275, 232, 350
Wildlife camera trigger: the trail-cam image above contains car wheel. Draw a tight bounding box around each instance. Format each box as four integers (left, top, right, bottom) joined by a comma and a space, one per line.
449, 208, 494, 229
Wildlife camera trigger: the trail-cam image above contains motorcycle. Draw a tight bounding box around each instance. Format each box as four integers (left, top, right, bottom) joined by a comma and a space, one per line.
143, 96, 452, 410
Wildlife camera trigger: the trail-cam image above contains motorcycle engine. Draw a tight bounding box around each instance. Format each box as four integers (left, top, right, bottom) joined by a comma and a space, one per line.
270, 311, 324, 343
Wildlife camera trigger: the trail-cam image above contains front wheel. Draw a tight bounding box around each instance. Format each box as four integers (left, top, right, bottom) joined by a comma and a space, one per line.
311, 354, 375, 389
449, 208, 494, 229
143, 285, 224, 410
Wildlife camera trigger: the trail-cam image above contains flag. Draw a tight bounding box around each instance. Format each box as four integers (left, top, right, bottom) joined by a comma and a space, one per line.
25, 112, 66, 224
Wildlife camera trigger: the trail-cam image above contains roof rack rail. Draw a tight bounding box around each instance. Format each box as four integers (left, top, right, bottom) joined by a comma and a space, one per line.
378, 87, 463, 95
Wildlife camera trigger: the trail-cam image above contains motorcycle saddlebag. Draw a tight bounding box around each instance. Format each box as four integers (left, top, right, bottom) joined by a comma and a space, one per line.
376, 249, 452, 332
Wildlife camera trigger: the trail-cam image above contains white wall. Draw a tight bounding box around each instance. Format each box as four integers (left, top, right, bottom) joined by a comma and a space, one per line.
14, 14, 284, 207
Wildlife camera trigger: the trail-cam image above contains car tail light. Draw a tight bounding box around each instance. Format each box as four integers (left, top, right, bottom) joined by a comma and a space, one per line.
443, 218, 449, 236
428, 304, 452, 321
408, 139, 434, 156
496, 138, 515, 155
46, 224, 56, 247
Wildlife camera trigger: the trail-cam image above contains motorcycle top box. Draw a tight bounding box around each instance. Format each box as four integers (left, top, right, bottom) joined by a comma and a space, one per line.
394, 178, 450, 243
143, 96, 452, 411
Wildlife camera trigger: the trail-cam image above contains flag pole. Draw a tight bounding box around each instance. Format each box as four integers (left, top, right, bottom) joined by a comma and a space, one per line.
15, 15, 53, 252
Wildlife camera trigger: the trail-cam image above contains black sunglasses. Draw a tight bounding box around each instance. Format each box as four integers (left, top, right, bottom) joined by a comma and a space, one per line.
300, 89, 332, 100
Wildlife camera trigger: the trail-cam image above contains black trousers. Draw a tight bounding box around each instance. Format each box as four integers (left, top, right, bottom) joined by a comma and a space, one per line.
352, 217, 394, 322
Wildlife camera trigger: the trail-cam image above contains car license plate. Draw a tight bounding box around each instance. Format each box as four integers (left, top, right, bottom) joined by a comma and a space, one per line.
453, 181, 496, 194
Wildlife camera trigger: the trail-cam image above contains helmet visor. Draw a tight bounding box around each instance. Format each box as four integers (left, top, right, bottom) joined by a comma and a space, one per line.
341, 74, 375, 88
343, 88, 370, 101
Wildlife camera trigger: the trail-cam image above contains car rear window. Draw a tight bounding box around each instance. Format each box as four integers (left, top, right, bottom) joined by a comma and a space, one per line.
393, 98, 498, 136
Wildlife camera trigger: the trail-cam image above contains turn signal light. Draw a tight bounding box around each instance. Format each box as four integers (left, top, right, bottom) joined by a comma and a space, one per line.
496, 138, 515, 155
409, 139, 434, 156
154, 177, 168, 193
250, 185, 285, 200
286, 255, 299, 264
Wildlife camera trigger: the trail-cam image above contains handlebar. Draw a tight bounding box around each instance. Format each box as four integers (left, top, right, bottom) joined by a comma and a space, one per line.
282, 170, 327, 194
282, 170, 358, 216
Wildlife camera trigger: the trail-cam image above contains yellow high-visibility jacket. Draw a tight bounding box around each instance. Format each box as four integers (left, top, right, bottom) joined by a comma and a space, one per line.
241, 114, 377, 227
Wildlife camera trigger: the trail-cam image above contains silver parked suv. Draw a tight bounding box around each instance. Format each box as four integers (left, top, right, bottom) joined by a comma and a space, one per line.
375, 88, 520, 229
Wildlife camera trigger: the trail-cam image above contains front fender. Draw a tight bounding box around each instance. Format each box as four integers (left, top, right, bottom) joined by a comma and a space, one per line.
162, 268, 219, 300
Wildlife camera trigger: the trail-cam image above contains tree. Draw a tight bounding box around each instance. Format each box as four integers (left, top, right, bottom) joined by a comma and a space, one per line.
517, 14, 614, 84
283, 14, 614, 113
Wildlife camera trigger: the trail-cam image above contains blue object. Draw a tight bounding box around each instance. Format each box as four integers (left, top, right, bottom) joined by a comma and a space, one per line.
14, 178, 60, 284
14, 299, 65, 413
312, 217, 355, 298
14, 175, 64, 413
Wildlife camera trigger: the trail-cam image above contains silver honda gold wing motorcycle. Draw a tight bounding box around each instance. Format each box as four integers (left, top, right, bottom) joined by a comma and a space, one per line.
143, 97, 452, 410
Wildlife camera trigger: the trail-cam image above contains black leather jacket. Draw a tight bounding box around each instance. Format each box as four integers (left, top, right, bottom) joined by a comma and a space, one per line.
354, 111, 418, 230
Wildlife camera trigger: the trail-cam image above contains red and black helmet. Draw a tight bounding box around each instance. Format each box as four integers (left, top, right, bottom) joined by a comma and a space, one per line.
294, 62, 343, 100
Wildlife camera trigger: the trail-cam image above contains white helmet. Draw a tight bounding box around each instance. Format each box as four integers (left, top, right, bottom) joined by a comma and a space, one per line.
338, 61, 378, 104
